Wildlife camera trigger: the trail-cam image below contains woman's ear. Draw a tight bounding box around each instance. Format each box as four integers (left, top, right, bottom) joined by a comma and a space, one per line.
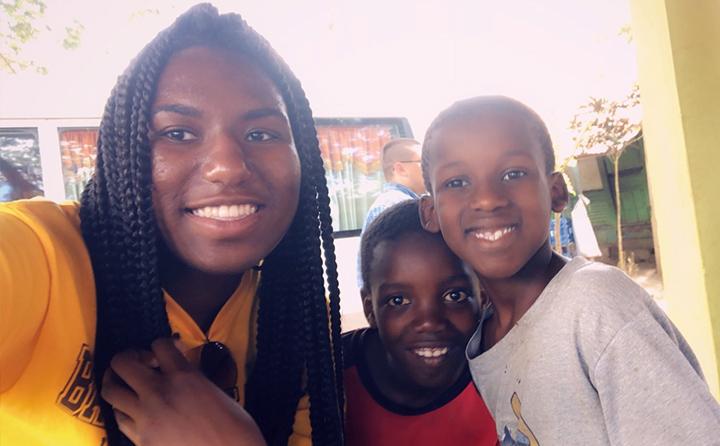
361, 291, 376, 327
419, 195, 441, 233
549, 172, 569, 213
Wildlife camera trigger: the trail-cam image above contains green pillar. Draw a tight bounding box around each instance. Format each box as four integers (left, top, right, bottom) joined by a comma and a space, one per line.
630, 0, 720, 397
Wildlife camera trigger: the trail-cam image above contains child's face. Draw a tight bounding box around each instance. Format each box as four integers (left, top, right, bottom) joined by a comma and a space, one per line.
150, 46, 301, 275
363, 232, 478, 391
421, 111, 567, 280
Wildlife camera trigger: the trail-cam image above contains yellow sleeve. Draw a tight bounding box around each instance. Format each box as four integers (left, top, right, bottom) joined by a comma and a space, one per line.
288, 394, 312, 446
0, 206, 51, 392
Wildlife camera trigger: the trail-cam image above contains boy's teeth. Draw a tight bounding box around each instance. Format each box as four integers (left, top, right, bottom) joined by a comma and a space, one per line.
473, 226, 515, 241
413, 347, 449, 358
191, 204, 258, 220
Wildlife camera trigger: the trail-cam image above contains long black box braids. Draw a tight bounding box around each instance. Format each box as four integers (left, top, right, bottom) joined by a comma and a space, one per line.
80, 4, 344, 445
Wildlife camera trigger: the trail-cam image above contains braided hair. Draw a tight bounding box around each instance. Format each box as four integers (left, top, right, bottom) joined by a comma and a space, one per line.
80, 4, 343, 445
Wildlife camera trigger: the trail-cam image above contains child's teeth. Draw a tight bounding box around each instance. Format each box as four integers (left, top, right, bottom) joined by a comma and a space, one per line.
414, 347, 449, 358
473, 226, 515, 241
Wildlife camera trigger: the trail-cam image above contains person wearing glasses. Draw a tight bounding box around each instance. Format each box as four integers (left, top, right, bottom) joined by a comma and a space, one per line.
0, 5, 343, 446
357, 138, 426, 288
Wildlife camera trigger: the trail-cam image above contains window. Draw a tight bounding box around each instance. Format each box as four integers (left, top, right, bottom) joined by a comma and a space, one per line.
59, 128, 99, 200
0, 128, 43, 202
315, 118, 413, 233
46, 119, 412, 233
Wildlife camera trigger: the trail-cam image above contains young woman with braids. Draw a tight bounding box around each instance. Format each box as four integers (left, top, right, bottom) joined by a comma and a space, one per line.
0, 4, 344, 446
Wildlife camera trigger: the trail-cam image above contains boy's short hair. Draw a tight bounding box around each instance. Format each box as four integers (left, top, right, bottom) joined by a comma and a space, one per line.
381, 138, 421, 179
421, 96, 556, 191
360, 199, 429, 292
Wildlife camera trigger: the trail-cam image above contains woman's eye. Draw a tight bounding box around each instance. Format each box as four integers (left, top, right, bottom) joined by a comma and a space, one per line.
246, 130, 277, 142
445, 178, 469, 189
387, 295, 410, 307
161, 129, 197, 142
502, 170, 527, 181
443, 289, 471, 303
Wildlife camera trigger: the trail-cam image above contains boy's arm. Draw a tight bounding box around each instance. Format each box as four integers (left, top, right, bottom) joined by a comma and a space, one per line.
0, 207, 51, 392
593, 308, 720, 445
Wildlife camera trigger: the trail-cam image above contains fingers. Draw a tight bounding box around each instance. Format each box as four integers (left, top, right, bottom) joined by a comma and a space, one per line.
151, 337, 192, 374
114, 409, 139, 445
137, 349, 160, 369
109, 349, 158, 396
101, 368, 140, 418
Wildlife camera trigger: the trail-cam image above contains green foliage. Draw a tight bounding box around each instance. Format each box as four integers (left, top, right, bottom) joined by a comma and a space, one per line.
1, 0, 83, 74
62, 19, 84, 50
570, 85, 642, 270
570, 84, 642, 161
1, 0, 47, 73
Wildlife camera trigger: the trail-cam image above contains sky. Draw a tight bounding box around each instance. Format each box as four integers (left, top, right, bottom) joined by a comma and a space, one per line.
0, 0, 639, 161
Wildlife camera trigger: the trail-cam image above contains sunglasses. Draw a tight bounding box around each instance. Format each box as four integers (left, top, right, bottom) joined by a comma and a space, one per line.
195, 341, 239, 401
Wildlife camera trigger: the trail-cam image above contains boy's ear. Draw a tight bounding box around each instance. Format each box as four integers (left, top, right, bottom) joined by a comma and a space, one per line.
361, 291, 377, 327
549, 172, 569, 213
419, 195, 441, 233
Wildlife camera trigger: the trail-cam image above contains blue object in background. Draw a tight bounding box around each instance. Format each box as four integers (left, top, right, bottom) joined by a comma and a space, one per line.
550, 216, 574, 256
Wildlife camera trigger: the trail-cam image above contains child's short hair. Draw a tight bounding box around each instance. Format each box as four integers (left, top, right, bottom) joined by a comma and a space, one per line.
359, 199, 427, 292
381, 138, 421, 179
421, 96, 556, 191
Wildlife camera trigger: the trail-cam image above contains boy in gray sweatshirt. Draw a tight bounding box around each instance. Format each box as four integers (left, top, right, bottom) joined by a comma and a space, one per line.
419, 95, 720, 445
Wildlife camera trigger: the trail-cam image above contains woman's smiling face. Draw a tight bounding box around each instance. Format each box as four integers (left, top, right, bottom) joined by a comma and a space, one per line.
150, 46, 301, 275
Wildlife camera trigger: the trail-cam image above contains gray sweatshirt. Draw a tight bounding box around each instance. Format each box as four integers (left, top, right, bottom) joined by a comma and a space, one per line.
467, 257, 720, 445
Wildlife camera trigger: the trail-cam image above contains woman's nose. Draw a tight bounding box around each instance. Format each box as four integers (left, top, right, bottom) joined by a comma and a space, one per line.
200, 132, 252, 186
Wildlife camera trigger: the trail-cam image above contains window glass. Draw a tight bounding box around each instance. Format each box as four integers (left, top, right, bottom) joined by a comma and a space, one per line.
59, 128, 99, 200
315, 118, 412, 233
53, 119, 413, 232
0, 128, 43, 202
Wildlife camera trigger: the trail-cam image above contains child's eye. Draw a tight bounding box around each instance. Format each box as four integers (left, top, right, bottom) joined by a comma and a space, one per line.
501, 170, 527, 181
386, 295, 410, 307
443, 289, 472, 303
246, 130, 278, 142
161, 128, 198, 142
445, 178, 469, 189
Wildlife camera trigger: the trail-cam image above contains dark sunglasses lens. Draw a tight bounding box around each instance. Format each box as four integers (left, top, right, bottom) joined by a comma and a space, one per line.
200, 341, 238, 398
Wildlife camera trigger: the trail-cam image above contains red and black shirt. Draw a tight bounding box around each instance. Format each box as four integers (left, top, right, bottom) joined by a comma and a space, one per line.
343, 328, 498, 446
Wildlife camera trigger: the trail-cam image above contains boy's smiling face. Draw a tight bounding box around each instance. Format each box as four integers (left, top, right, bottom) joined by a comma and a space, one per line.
363, 232, 478, 392
421, 110, 567, 280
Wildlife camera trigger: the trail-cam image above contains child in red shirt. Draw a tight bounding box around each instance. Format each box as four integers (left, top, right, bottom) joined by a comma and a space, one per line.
344, 199, 497, 445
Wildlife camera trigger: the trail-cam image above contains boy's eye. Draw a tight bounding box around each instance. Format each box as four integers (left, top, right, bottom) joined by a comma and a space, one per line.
387, 295, 410, 307
501, 170, 527, 181
246, 130, 277, 142
161, 128, 198, 142
445, 178, 469, 189
443, 289, 471, 303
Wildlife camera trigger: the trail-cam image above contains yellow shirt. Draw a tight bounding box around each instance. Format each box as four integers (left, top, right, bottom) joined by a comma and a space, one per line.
0, 199, 310, 446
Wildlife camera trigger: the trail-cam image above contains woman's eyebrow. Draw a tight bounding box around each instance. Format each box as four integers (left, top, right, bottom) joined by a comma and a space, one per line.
152, 103, 202, 118
243, 107, 287, 121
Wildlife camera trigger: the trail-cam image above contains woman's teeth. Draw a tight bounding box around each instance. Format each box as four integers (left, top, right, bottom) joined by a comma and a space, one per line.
413, 347, 449, 358
191, 204, 257, 220
473, 226, 515, 241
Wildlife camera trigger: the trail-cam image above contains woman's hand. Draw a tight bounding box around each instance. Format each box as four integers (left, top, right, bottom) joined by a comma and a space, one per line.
101, 338, 266, 446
